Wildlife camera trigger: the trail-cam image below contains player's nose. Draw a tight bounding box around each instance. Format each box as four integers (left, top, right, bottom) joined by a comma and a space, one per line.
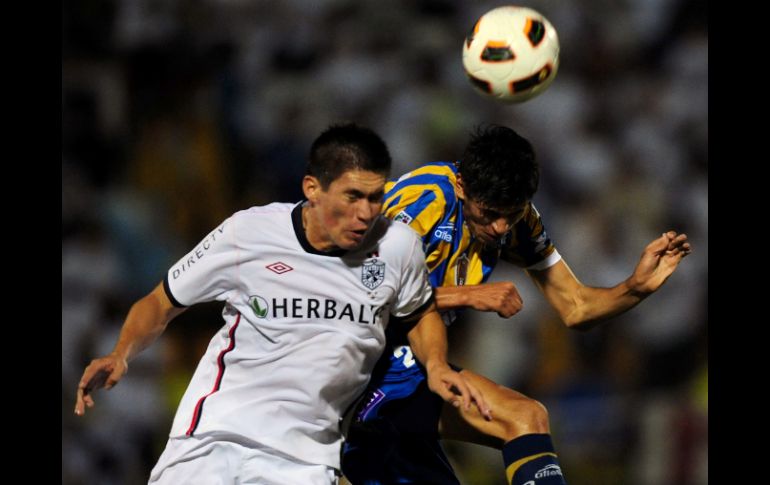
357, 201, 379, 224
490, 218, 510, 236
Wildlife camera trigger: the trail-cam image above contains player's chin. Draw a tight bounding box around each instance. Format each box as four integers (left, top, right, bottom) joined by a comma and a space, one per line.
475, 232, 497, 244
340, 233, 366, 250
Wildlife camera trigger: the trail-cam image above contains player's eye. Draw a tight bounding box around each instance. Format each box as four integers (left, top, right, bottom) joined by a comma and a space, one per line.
483, 209, 500, 221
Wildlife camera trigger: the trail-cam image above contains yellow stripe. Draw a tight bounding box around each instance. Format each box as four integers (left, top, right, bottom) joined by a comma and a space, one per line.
505, 452, 557, 484
410, 163, 457, 179
383, 183, 448, 238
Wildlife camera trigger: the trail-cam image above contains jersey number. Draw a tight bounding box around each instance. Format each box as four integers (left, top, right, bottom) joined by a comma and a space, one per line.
393, 345, 416, 368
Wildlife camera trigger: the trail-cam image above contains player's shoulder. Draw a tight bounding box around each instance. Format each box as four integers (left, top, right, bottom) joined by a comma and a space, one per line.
388, 162, 458, 191
220, 202, 295, 237
229, 202, 295, 223
364, 216, 422, 256
385, 162, 460, 219
521, 202, 547, 226
238, 201, 294, 217
383, 215, 422, 242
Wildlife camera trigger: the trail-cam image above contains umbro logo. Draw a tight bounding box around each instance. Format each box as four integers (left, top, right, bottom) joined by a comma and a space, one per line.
266, 262, 293, 274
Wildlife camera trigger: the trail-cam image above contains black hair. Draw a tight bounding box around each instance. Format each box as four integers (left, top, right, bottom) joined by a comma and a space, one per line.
307, 123, 392, 189
459, 124, 539, 209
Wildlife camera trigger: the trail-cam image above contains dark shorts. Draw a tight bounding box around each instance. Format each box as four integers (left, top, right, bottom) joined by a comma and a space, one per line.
341, 343, 462, 484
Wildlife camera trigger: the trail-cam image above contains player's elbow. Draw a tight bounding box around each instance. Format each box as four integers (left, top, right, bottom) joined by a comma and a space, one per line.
561, 310, 596, 331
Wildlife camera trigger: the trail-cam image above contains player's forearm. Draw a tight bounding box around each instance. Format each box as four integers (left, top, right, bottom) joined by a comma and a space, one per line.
433, 285, 470, 311
112, 285, 182, 362
562, 280, 647, 330
407, 309, 450, 371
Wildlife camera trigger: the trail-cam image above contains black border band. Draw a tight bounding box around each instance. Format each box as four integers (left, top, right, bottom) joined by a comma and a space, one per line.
163, 274, 186, 308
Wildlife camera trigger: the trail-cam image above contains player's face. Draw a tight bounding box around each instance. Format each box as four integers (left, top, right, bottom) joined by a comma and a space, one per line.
462, 198, 528, 244
307, 170, 386, 251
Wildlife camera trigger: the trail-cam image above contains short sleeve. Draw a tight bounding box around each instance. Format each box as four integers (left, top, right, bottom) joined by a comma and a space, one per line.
500, 203, 561, 270
391, 230, 434, 318
164, 216, 239, 307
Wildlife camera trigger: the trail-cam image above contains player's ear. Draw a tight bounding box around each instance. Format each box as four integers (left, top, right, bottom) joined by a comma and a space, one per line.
303, 175, 322, 204
455, 174, 466, 201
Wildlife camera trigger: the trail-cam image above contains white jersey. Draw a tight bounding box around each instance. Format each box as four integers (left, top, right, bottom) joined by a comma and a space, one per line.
163, 201, 433, 469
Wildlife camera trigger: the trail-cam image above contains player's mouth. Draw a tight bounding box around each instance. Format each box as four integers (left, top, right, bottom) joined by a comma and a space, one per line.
349, 228, 368, 242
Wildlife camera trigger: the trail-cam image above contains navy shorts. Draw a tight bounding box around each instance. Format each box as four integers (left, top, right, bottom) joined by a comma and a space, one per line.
341, 342, 462, 484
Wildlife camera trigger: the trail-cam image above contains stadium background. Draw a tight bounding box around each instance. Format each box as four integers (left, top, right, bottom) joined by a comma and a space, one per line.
62, 1, 707, 483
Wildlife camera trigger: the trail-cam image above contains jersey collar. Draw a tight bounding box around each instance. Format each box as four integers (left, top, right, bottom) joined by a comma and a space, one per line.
291, 201, 348, 257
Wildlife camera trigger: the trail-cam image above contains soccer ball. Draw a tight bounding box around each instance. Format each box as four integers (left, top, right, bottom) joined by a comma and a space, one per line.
462, 6, 560, 103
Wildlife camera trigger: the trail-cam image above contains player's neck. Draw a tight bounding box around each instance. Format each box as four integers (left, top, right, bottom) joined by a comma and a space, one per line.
302, 205, 338, 252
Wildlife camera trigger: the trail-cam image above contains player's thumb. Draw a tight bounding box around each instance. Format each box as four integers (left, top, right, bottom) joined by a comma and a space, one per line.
429, 378, 457, 405
448, 378, 472, 410
104, 365, 125, 390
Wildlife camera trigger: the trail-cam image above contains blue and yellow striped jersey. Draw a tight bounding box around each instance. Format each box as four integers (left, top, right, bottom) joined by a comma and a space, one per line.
383, 161, 560, 290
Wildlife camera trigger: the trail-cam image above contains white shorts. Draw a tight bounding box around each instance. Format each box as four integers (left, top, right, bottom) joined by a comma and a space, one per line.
149, 433, 339, 485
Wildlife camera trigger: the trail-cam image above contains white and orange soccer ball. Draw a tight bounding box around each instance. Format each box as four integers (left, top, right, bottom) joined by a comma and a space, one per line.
462, 5, 560, 103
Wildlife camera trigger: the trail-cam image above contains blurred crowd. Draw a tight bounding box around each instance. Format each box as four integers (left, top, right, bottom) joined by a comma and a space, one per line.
62, 0, 707, 483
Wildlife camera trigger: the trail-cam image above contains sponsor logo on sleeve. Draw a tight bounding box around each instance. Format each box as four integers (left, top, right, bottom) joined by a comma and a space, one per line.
393, 211, 413, 224
171, 223, 226, 280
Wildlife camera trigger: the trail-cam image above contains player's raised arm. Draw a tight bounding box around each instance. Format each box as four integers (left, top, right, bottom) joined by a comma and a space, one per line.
405, 303, 492, 420
74, 282, 185, 416
529, 231, 692, 330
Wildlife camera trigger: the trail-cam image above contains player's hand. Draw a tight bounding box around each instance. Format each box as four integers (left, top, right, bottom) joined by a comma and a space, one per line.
628, 231, 692, 295
74, 353, 128, 416
426, 363, 493, 421
468, 282, 523, 318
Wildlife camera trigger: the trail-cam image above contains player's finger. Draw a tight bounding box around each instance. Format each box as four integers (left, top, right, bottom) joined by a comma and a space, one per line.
448, 374, 473, 411
75, 365, 112, 414
434, 374, 463, 406
648, 234, 670, 253
506, 300, 523, 318
668, 234, 688, 249
436, 385, 460, 407
431, 379, 455, 404
462, 379, 492, 420
74, 388, 85, 416
79, 360, 111, 388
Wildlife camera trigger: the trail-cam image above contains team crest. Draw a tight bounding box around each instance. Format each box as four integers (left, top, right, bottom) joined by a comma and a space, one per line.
362, 259, 385, 289
455, 254, 469, 286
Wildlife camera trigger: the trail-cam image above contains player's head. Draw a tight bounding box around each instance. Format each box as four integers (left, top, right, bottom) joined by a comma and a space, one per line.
303, 123, 392, 251
456, 124, 539, 244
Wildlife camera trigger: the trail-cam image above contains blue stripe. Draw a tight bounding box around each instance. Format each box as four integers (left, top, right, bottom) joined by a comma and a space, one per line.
389, 172, 457, 211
